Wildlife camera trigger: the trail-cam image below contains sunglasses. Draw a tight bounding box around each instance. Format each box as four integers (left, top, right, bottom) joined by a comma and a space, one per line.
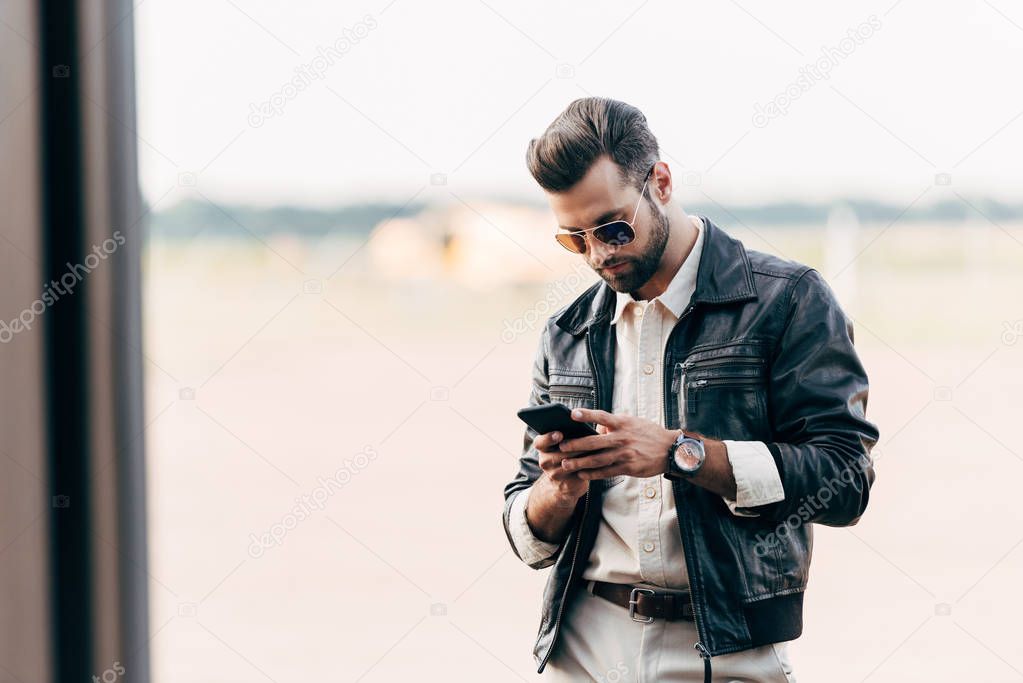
554, 169, 653, 254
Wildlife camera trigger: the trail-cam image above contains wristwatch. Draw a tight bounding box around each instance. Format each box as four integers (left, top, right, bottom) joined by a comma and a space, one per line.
664, 429, 706, 480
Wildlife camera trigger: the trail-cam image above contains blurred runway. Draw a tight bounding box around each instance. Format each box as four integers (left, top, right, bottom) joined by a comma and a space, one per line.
143, 221, 1023, 681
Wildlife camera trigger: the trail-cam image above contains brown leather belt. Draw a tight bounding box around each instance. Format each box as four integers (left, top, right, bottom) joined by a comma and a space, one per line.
588, 580, 695, 622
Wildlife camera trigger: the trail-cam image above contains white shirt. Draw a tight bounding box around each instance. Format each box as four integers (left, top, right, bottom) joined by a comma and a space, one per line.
509, 217, 785, 588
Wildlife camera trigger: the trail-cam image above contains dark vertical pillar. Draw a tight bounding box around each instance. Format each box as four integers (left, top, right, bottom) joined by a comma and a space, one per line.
38, 0, 94, 678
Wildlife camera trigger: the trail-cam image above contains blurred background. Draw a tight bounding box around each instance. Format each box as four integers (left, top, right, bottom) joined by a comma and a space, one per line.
4, 0, 1023, 681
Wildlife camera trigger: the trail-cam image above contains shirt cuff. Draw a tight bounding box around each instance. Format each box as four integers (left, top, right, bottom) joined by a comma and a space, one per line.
721, 440, 785, 517
508, 484, 562, 565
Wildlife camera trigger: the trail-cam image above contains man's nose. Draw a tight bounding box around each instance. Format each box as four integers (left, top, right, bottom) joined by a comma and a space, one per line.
586, 232, 618, 264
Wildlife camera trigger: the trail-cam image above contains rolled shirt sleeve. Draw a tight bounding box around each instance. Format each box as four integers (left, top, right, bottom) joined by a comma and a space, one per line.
508, 484, 562, 566
721, 440, 785, 517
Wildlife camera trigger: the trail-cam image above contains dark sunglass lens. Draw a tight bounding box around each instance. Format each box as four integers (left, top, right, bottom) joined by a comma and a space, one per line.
593, 221, 635, 247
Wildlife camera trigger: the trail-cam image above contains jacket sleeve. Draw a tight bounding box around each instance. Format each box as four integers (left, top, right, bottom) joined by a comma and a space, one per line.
501, 323, 565, 570
751, 267, 880, 526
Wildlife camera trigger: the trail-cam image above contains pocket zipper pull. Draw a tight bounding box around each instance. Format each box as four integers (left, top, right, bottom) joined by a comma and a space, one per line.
671, 362, 683, 393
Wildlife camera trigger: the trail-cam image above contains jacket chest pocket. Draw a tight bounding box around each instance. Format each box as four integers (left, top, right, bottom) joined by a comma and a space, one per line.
548, 371, 625, 488
672, 343, 771, 441
548, 370, 597, 410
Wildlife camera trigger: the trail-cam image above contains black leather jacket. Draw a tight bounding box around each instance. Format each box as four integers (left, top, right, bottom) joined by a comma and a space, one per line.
501, 216, 880, 673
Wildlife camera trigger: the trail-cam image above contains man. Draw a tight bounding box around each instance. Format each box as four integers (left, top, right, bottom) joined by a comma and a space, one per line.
501, 97, 880, 682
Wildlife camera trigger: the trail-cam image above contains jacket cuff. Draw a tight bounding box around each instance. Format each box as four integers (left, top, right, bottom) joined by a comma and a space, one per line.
508, 485, 561, 565
721, 440, 786, 516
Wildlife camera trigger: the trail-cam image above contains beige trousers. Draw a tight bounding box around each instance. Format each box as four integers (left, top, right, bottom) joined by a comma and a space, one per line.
542, 580, 796, 682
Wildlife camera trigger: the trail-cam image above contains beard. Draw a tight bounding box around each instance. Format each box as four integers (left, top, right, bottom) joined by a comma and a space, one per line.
595, 201, 670, 294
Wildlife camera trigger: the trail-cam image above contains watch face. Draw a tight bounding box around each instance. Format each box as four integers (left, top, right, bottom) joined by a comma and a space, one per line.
674, 439, 704, 471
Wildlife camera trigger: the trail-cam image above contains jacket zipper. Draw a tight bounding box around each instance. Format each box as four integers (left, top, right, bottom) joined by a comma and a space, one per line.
682, 355, 764, 369
695, 640, 712, 683
673, 356, 763, 395
539, 489, 589, 671
539, 328, 601, 671
691, 377, 762, 388
663, 306, 713, 672
674, 477, 713, 681
685, 374, 763, 414
548, 384, 597, 400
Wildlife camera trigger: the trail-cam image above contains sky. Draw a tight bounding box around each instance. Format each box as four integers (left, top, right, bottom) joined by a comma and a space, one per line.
135, 0, 1023, 209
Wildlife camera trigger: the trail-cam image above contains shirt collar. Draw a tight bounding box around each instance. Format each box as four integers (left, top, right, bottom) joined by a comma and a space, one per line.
610, 216, 705, 325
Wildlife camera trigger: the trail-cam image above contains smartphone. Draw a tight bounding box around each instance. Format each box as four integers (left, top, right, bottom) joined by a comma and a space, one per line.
517, 402, 599, 441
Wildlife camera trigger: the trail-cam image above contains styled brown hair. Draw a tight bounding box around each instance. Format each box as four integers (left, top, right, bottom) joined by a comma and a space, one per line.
525, 97, 660, 193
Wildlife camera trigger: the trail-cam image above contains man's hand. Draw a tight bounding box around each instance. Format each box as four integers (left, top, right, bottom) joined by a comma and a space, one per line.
557, 408, 677, 480
558, 408, 738, 498
532, 430, 589, 507
520, 429, 593, 544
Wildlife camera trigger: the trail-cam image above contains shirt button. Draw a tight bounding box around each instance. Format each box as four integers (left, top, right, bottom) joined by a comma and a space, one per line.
645, 487, 657, 498
643, 542, 655, 552
643, 363, 655, 375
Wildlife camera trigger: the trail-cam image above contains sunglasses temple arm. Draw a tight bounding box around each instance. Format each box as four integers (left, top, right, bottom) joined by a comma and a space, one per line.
632, 177, 650, 223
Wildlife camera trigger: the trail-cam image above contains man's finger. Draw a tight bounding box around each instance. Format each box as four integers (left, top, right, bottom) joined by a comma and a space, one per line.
561, 451, 617, 472
559, 432, 619, 453
570, 408, 622, 429
533, 430, 564, 452
540, 453, 572, 474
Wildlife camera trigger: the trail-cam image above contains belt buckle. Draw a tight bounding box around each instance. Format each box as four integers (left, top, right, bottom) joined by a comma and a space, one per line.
628, 587, 655, 623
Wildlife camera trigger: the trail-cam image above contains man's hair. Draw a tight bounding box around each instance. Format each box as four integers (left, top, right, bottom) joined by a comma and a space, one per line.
525, 97, 660, 193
